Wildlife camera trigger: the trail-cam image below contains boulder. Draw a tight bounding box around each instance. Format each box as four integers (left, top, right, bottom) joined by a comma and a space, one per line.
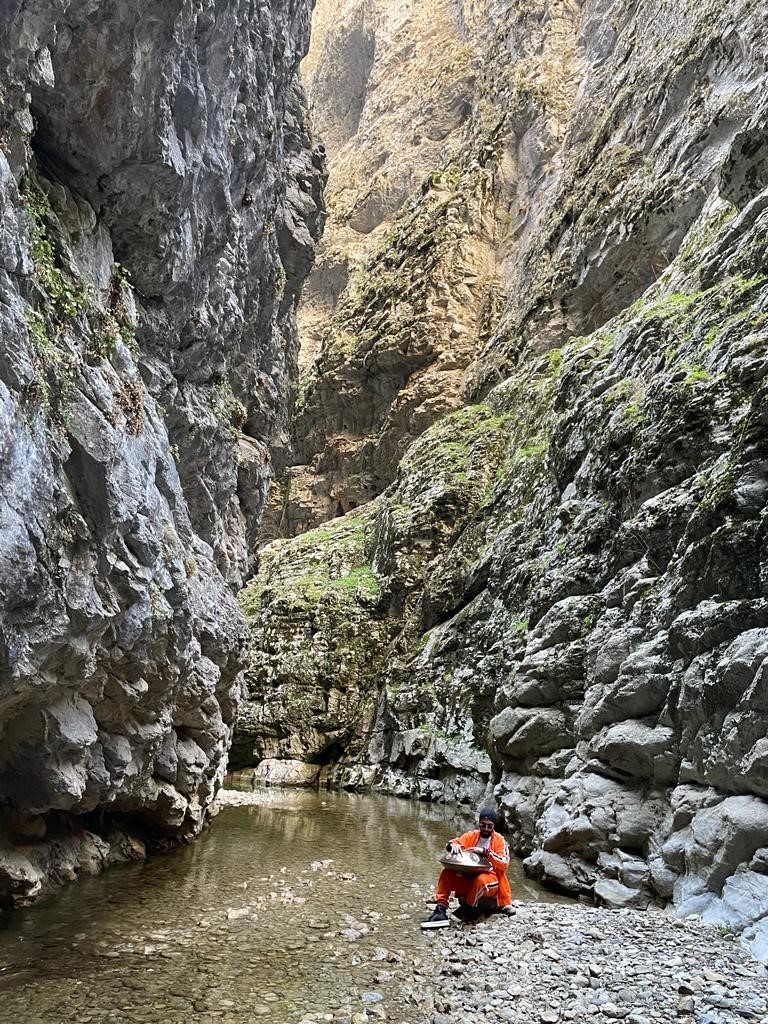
489, 707, 573, 761
589, 720, 677, 783
593, 878, 652, 910
663, 795, 768, 894
523, 849, 592, 896
252, 759, 322, 787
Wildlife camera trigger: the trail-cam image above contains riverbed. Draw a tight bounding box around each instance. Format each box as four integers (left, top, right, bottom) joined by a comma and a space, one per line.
0, 789, 560, 1024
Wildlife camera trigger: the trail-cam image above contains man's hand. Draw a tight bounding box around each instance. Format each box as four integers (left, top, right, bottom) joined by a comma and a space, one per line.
445, 842, 461, 855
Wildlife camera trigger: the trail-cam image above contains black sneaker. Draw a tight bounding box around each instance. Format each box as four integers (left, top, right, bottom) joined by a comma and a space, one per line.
450, 903, 480, 924
420, 906, 449, 929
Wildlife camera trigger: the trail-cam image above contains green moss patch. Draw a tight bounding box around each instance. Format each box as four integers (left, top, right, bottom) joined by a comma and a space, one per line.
239, 509, 381, 618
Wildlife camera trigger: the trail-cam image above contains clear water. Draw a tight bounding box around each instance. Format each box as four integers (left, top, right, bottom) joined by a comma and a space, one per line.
0, 789, 561, 1024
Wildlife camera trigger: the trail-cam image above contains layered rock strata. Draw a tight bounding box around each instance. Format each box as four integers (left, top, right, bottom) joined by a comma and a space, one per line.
237, 0, 768, 955
0, 0, 323, 906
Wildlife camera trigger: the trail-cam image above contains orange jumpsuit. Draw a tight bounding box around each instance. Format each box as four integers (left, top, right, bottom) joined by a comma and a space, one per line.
435, 829, 512, 909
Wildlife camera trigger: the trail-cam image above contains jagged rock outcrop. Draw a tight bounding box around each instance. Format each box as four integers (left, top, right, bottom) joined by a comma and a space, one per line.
237, 404, 508, 802
263, 0, 503, 538
0, 0, 323, 906
237, 0, 768, 957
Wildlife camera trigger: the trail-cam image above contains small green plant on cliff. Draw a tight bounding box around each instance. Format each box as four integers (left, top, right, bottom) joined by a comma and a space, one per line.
287, 554, 380, 608
696, 408, 754, 516
22, 178, 91, 324
416, 721, 463, 743
624, 399, 645, 422
21, 174, 139, 421
330, 565, 380, 599
86, 309, 121, 362
678, 202, 737, 266
21, 179, 86, 411
635, 290, 702, 324
683, 362, 711, 384
148, 582, 171, 619
518, 440, 546, 460
239, 579, 266, 618
212, 377, 247, 436
275, 263, 286, 299
602, 377, 648, 423
547, 348, 564, 375
115, 377, 145, 435
110, 262, 137, 348
582, 610, 597, 630
23, 305, 79, 413
296, 526, 336, 547
86, 261, 138, 363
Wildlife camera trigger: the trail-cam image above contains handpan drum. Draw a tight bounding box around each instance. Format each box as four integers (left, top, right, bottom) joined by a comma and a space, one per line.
438, 848, 492, 875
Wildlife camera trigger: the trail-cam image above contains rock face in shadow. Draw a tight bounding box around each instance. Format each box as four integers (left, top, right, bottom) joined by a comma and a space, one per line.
0, 0, 324, 907
236, 0, 768, 954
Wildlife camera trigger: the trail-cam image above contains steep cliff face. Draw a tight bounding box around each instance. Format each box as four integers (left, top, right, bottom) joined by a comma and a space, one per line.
0, 0, 323, 906
263, 0, 503, 538
237, 0, 768, 955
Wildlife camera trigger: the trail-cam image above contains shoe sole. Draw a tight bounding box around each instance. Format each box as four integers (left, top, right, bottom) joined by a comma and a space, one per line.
420, 919, 450, 929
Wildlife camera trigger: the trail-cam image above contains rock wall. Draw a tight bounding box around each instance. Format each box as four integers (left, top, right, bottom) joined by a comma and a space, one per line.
0, 0, 324, 907
237, 0, 768, 956
263, 0, 503, 539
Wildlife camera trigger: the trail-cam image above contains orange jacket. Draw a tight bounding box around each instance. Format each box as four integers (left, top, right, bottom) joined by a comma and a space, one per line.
452, 829, 512, 906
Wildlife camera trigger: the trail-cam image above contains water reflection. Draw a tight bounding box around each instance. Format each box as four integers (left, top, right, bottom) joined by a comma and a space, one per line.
0, 790, 561, 1023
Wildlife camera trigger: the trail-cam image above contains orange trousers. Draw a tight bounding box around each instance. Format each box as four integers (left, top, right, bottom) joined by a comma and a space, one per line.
435, 869, 499, 908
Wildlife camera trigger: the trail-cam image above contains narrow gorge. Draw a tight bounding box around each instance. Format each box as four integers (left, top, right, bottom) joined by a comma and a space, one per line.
234, 0, 768, 960
1, 0, 768, 1007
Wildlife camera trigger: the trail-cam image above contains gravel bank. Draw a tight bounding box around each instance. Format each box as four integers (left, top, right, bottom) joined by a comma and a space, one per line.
419, 903, 768, 1024
214, 793, 768, 1024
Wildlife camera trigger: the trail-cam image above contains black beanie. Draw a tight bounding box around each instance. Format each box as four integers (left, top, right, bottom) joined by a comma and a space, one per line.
478, 807, 498, 823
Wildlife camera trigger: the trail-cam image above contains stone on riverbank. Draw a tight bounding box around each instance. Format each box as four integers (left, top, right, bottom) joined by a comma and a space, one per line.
420, 903, 768, 1024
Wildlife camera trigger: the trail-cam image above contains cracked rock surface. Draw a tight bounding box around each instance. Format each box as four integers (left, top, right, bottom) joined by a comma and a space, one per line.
0, 0, 323, 906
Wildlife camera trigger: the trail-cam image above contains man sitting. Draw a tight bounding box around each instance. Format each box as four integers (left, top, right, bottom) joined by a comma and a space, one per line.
421, 807, 512, 929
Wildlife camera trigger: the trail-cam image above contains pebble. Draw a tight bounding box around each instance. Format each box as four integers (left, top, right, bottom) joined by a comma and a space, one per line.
419, 903, 768, 1024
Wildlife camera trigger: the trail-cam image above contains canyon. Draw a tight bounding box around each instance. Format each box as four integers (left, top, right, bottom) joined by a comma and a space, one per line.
1, 0, 767, 969
236, 0, 768, 958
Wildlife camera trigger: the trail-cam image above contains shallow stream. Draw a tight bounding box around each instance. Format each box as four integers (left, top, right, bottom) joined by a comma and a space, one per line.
0, 789, 560, 1024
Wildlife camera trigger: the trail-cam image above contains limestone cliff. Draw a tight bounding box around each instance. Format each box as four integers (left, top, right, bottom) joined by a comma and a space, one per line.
237, 0, 768, 956
0, 0, 323, 907
263, 0, 501, 538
